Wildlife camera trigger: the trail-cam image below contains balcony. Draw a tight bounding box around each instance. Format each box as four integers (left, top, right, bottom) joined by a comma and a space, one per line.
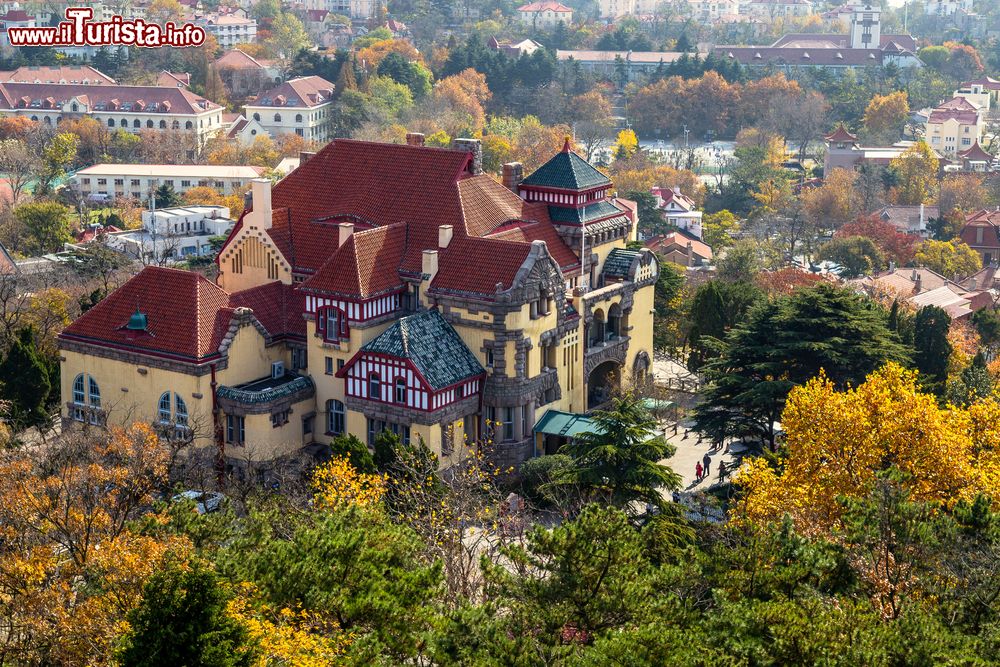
217, 371, 315, 414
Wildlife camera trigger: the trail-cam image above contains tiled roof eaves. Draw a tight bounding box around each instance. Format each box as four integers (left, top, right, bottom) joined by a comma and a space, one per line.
58, 332, 223, 364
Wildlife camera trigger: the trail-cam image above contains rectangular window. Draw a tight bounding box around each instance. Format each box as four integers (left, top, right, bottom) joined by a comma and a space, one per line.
226, 415, 245, 444
131, 179, 140, 186
97, 178, 107, 185
337, 359, 345, 371
181, 180, 191, 187
270, 410, 289, 428
325, 356, 333, 375
303, 415, 314, 435
503, 407, 514, 441
114, 178, 124, 185
486, 349, 494, 367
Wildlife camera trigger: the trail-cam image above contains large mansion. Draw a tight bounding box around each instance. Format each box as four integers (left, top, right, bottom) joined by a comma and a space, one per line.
58, 137, 658, 470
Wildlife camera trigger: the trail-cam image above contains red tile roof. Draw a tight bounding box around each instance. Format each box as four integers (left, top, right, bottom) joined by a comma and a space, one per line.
263, 139, 553, 279
518, 1, 572, 11
825, 124, 858, 142
2, 65, 114, 84
431, 236, 532, 296
247, 76, 335, 108
230, 280, 305, 341
214, 49, 274, 70
962, 76, 1000, 91
301, 223, 408, 298
929, 97, 981, 125
60, 266, 234, 362
488, 220, 579, 270
958, 141, 993, 162
0, 82, 220, 114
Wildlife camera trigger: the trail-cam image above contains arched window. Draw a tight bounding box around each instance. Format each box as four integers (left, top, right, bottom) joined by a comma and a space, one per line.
252, 112, 260, 121
71, 103, 78, 111
273, 113, 281, 122
171, 120, 180, 130
327, 399, 345, 435
71, 374, 101, 423
133, 119, 140, 128
369, 373, 381, 400
295, 113, 302, 123
146, 119, 154, 128
185, 121, 193, 129
120, 118, 128, 127
395, 377, 406, 404
159, 120, 167, 129
107, 118, 114, 127
157, 392, 190, 435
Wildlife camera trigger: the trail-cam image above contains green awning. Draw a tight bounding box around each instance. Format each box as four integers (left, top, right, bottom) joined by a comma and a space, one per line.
533, 410, 600, 438
642, 398, 675, 411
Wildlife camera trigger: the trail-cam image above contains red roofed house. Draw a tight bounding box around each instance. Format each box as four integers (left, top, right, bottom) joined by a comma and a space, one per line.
518, 1, 573, 28
243, 76, 335, 141
956, 140, 995, 172
925, 96, 984, 157
651, 186, 702, 239
959, 209, 1000, 267
58, 135, 658, 472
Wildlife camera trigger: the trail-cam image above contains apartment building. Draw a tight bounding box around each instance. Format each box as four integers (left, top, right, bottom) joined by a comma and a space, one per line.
243, 76, 335, 141
73, 164, 266, 202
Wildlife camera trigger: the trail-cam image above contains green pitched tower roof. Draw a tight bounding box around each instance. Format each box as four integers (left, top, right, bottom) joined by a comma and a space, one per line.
360, 310, 484, 390
520, 139, 612, 191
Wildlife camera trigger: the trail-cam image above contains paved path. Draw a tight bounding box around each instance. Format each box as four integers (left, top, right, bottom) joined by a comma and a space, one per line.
660, 420, 738, 493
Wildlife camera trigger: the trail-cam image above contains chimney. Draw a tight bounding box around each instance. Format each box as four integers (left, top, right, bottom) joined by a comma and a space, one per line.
919, 203, 925, 230
249, 178, 272, 230
914, 272, 922, 292
338, 222, 354, 247
686, 241, 694, 267
299, 151, 316, 165
422, 249, 439, 282
453, 137, 483, 175
438, 224, 453, 249
406, 132, 424, 147
502, 162, 523, 194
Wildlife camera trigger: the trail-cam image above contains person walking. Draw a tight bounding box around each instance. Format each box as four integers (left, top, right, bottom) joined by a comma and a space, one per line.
695, 461, 703, 481
702, 453, 711, 478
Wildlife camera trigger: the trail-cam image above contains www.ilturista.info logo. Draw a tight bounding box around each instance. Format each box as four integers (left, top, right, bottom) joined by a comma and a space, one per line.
8, 7, 206, 48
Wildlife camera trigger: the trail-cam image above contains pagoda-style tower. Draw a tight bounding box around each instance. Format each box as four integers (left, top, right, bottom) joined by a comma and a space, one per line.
517, 140, 634, 285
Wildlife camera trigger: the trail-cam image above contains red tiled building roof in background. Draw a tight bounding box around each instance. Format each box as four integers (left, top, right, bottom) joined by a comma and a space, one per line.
1, 65, 115, 85
825, 124, 858, 143
958, 141, 993, 163
928, 97, 981, 125
518, 1, 573, 11
249, 76, 334, 108
301, 223, 409, 298
431, 236, 533, 296
0, 82, 220, 114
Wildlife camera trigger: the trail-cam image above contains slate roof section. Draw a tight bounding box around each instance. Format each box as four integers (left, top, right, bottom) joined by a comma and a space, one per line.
603, 247, 640, 278
520, 141, 611, 191
548, 200, 625, 225
361, 310, 484, 390
59, 266, 234, 361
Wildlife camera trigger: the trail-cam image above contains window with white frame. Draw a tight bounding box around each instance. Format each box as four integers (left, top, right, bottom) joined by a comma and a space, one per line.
327, 399, 345, 435
71, 374, 102, 424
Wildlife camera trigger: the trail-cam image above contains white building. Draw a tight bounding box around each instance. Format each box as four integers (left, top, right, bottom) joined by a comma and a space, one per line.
517, 1, 573, 29
107, 205, 237, 263
243, 76, 335, 141
224, 113, 269, 146
651, 186, 703, 239
0, 82, 224, 146
745, 0, 814, 20
924, 0, 973, 16
73, 164, 266, 202
196, 13, 258, 48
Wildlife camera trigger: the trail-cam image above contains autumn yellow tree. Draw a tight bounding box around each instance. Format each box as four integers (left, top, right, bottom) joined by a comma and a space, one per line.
801, 168, 859, 230
913, 238, 981, 279
736, 363, 1000, 536
862, 91, 909, 144
889, 141, 939, 205
0, 424, 191, 663
310, 456, 386, 510
938, 173, 988, 217
182, 186, 246, 219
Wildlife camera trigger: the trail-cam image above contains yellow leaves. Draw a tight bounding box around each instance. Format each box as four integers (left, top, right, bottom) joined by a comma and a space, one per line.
736, 363, 1000, 535
228, 584, 351, 666
310, 456, 386, 511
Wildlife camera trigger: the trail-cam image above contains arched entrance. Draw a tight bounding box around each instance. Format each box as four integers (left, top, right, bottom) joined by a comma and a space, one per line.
588, 360, 620, 410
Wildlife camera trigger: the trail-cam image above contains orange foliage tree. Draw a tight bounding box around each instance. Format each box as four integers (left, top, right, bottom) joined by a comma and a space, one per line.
836, 214, 919, 265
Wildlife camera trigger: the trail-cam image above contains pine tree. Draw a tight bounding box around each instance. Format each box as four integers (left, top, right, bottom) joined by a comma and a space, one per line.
0, 328, 51, 430
913, 306, 952, 393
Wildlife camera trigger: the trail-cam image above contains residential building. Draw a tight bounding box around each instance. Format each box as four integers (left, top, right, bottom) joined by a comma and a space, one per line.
960, 209, 1000, 267
157, 71, 191, 89
73, 164, 266, 202
214, 49, 282, 100
871, 204, 939, 237
196, 13, 258, 48
105, 206, 237, 263
687, 0, 740, 22
645, 231, 712, 267
0, 65, 115, 84
925, 96, 984, 157
822, 126, 933, 174
556, 50, 694, 83
744, 0, 814, 20
960, 77, 1000, 106
58, 136, 657, 471
651, 186, 702, 239
518, 1, 573, 29
224, 113, 268, 145
488, 36, 543, 58
713, 4, 921, 72
855, 267, 991, 320
925, 0, 973, 16
955, 141, 996, 173
0, 82, 224, 145
243, 76, 335, 141
595, 0, 660, 18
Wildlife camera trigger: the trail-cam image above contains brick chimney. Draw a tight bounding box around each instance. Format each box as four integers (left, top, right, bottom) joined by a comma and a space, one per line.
406, 132, 425, 147
299, 151, 316, 165
248, 178, 272, 230
338, 222, 354, 246
453, 138, 483, 175
438, 224, 453, 249
422, 249, 439, 281
502, 162, 523, 194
